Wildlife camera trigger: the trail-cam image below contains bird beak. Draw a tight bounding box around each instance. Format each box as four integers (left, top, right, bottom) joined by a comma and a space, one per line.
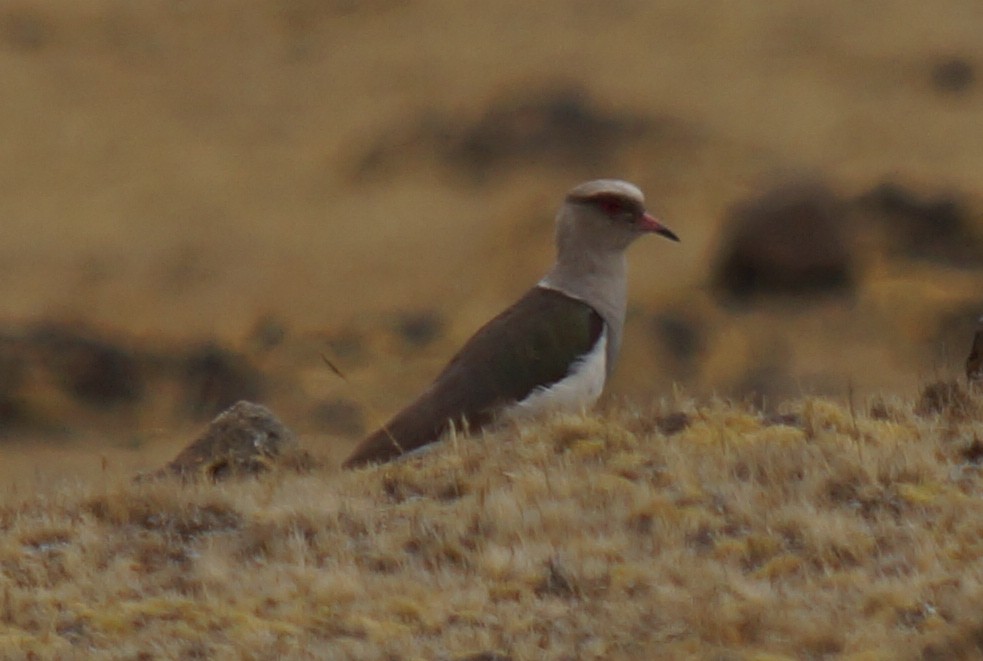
639, 212, 680, 242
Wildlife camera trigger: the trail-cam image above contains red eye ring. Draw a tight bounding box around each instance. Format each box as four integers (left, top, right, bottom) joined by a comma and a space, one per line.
598, 198, 624, 215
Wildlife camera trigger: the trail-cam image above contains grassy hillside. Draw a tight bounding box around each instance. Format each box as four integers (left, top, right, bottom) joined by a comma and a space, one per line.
3, 389, 983, 659
2, 3, 983, 657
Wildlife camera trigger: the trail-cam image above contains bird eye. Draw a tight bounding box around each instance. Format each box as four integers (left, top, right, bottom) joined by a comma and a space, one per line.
596, 197, 625, 216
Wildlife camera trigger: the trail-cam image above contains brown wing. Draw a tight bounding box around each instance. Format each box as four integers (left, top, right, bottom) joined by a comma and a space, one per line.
342, 287, 603, 468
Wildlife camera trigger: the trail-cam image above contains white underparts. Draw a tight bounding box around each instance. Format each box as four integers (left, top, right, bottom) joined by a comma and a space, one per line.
507, 328, 608, 419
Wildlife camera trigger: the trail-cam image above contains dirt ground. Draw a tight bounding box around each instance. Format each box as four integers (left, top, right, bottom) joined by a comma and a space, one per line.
2, 1, 982, 482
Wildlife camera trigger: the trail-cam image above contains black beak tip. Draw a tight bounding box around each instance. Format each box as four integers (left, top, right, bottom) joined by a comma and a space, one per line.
657, 227, 681, 243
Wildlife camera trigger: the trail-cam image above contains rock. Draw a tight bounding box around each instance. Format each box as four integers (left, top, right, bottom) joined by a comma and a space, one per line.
248, 314, 288, 352
29, 322, 144, 408
854, 181, 983, 266
152, 401, 303, 481
356, 86, 684, 182
712, 180, 855, 302
182, 343, 265, 418
442, 86, 650, 180
0, 335, 28, 429
393, 309, 444, 348
0, 8, 51, 53
931, 56, 975, 94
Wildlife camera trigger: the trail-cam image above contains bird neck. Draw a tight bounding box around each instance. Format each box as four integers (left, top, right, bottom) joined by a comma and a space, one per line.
541, 248, 627, 308
538, 249, 628, 375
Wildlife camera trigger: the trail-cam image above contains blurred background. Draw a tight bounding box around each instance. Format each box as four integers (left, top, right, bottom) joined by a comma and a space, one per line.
1, 1, 982, 472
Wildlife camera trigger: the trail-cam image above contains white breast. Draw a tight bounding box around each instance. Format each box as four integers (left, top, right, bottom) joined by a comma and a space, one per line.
507, 328, 608, 420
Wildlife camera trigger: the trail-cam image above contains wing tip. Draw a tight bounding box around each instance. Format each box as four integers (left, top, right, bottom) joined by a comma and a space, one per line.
341, 430, 403, 469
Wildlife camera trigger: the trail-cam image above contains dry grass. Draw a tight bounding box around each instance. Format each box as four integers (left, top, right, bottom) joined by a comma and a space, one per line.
3, 3, 983, 657
4, 391, 983, 659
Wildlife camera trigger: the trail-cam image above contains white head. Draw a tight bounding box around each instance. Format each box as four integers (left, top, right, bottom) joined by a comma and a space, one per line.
555, 179, 678, 258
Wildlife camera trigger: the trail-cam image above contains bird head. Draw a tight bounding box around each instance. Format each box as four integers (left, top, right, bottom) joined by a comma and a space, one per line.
556, 179, 679, 255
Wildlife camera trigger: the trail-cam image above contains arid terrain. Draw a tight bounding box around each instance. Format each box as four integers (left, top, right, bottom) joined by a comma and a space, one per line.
6, 393, 983, 659
2, 1, 983, 658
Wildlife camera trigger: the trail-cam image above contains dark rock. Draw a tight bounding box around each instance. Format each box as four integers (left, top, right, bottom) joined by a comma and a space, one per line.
311, 398, 365, 437
0, 336, 27, 427
0, 393, 25, 431
854, 181, 983, 266
454, 653, 512, 661
712, 181, 854, 302
0, 9, 51, 52
394, 309, 444, 348
182, 343, 265, 418
443, 87, 650, 179
931, 57, 975, 94
29, 323, 144, 408
356, 86, 683, 182
248, 314, 288, 352
151, 401, 301, 481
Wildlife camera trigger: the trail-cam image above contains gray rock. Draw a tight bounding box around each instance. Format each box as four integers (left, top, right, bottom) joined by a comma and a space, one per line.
149, 401, 305, 481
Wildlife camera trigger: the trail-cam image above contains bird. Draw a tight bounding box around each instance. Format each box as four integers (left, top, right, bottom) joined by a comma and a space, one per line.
342, 179, 679, 469
968, 316, 983, 385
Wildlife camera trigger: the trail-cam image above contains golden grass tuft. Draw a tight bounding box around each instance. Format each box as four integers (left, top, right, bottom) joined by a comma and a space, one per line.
4, 392, 983, 658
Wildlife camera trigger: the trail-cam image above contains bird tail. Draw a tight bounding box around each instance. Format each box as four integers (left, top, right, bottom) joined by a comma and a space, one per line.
342, 391, 479, 468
